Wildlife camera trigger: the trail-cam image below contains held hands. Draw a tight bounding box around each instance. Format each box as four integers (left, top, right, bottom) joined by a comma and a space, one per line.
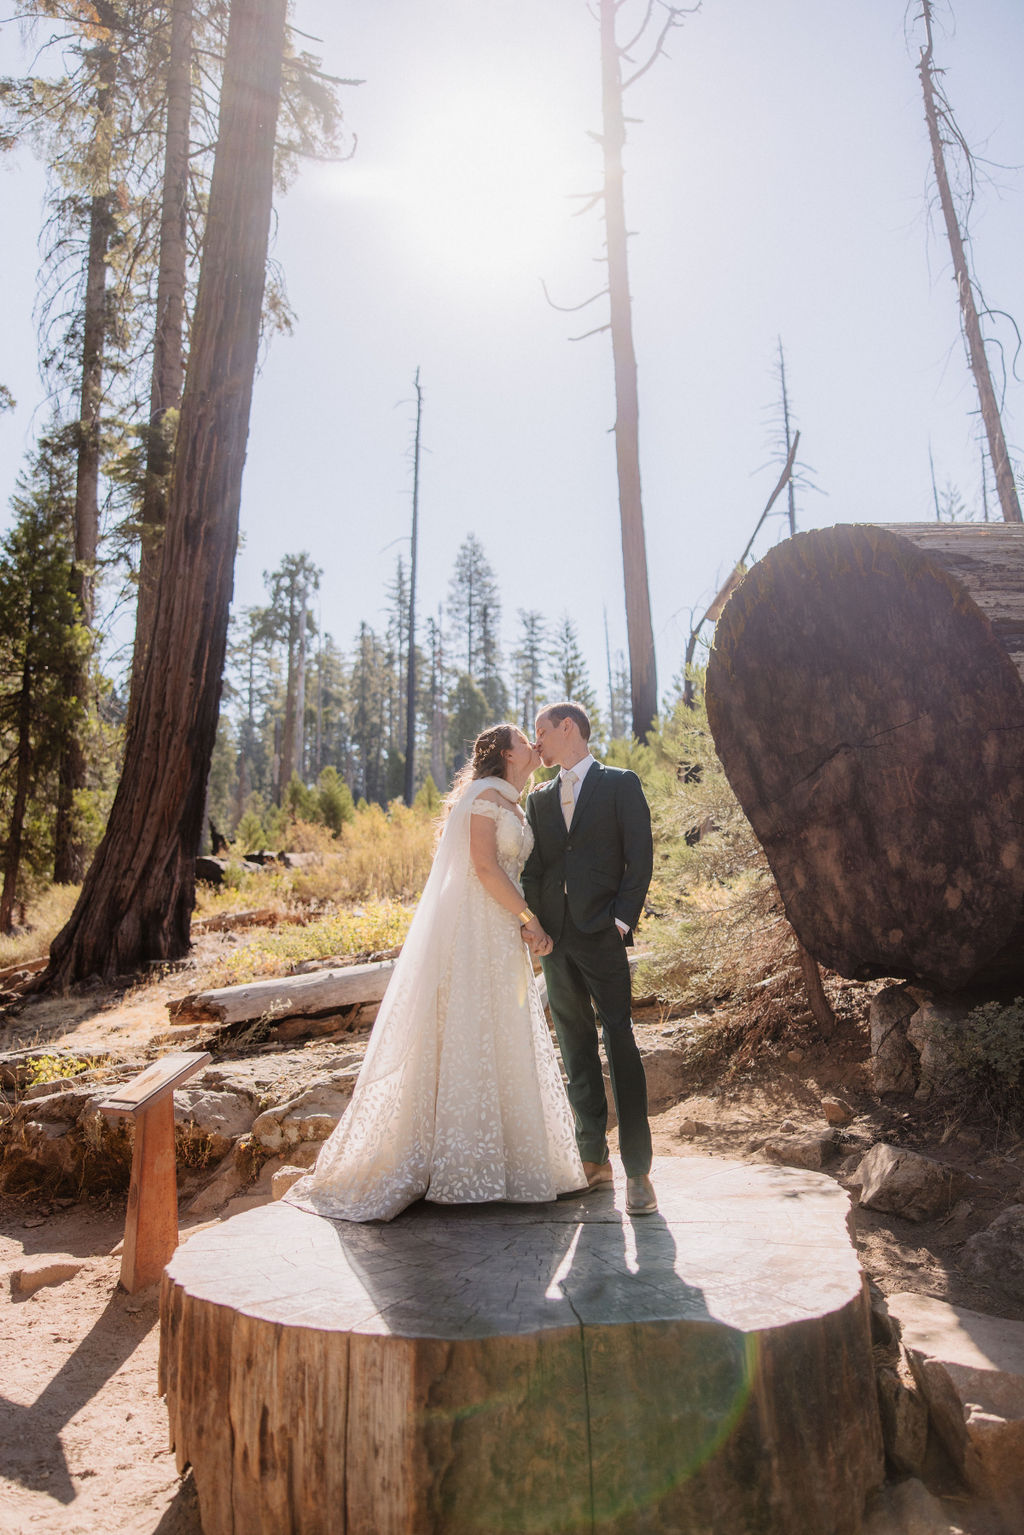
520, 915, 553, 957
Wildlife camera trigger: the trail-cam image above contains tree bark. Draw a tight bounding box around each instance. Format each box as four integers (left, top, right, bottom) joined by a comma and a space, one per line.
0, 612, 35, 935
707, 523, 1024, 991
130, 0, 193, 708
918, 3, 1022, 524
599, 0, 657, 741
44, 0, 288, 987
53, 37, 119, 884
403, 369, 422, 806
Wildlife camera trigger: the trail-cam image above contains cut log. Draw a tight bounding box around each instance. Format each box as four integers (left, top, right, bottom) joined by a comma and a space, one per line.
160, 1155, 883, 1535
169, 958, 396, 1025
706, 523, 1024, 990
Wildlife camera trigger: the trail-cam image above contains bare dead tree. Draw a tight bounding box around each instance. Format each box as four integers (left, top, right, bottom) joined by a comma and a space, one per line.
917, 0, 1022, 523
547, 1, 697, 741
682, 433, 799, 709
44, 0, 289, 986
403, 368, 422, 806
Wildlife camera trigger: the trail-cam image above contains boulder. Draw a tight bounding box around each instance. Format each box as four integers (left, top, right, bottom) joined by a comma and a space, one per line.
761, 1132, 834, 1171
173, 1086, 257, 1160
9, 1254, 90, 1297
889, 1292, 1024, 1525
186, 1148, 251, 1217
821, 1095, 855, 1126
876, 1354, 929, 1476
959, 1206, 1024, 1300
271, 1165, 308, 1200
906, 996, 969, 1099
856, 1143, 960, 1222
870, 985, 920, 1095
861, 1477, 962, 1535
250, 1076, 358, 1154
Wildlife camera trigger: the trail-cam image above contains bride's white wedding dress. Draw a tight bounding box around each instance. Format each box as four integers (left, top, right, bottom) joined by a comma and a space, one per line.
286, 776, 585, 1222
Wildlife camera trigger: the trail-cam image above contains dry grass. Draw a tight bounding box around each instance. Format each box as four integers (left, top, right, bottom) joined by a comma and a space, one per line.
0, 884, 80, 969
189, 899, 415, 990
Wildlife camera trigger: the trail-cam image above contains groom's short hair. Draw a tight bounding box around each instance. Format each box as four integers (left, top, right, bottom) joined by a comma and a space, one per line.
542, 701, 591, 741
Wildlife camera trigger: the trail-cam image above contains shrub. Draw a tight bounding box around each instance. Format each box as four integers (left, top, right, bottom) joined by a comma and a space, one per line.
318, 766, 355, 831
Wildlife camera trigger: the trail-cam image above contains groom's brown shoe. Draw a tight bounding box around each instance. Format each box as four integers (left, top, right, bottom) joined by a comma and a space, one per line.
626, 1174, 658, 1215
582, 1159, 614, 1189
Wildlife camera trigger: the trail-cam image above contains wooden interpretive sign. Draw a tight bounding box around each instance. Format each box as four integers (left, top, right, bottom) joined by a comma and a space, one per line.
160, 1156, 884, 1534
99, 1050, 210, 1293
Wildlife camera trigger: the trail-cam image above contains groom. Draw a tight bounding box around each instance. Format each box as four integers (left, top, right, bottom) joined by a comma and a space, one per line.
522, 702, 657, 1215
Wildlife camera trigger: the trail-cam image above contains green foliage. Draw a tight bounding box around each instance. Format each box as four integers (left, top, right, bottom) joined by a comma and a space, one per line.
0, 429, 91, 907
25, 1051, 98, 1087
925, 997, 1024, 1109
284, 770, 319, 822
317, 765, 355, 831
233, 808, 267, 853
632, 680, 785, 1009
414, 774, 442, 814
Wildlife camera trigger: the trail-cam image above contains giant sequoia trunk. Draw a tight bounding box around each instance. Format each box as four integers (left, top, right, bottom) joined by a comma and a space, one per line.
45, 0, 287, 987
706, 523, 1024, 991
129, 0, 193, 709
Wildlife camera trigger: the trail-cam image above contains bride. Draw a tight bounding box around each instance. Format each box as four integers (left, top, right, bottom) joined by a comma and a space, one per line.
286, 723, 586, 1222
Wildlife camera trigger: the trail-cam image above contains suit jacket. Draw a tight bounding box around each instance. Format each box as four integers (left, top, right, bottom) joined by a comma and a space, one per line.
522, 763, 653, 945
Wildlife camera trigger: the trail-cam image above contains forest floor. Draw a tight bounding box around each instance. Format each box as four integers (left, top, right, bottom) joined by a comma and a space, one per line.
1, 922, 1022, 1534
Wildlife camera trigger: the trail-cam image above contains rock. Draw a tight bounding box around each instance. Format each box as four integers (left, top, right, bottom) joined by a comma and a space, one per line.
186, 1149, 251, 1217
762, 1132, 833, 1171
861, 1476, 962, 1535
877, 1355, 929, 1475
271, 1165, 308, 1200
889, 1292, 1024, 1525
250, 1077, 358, 1154
10, 1254, 88, 1297
906, 996, 969, 1099
959, 1206, 1024, 1299
786, 1048, 804, 1063
821, 1095, 854, 1126
173, 1087, 257, 1160
870, 984, 920, 1095
856, 1143, 960, 1222
677, 1118, 708, 1140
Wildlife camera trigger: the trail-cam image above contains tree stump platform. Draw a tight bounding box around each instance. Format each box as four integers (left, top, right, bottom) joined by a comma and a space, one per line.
159, 1155, 883, 1535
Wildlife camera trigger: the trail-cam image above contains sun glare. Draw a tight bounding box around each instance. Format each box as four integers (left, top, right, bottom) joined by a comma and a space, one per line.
322, 83, 590, 286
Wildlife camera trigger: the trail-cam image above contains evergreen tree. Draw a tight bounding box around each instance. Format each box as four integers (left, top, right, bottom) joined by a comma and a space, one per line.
447, 673, 490, 773
549, 614, 598, 717
512, 609, 547, 732
447, 533, 500, 680
0, 433, 87, 929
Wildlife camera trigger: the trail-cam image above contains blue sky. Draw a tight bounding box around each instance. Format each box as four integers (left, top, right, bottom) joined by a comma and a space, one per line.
2, 0, 1023, 713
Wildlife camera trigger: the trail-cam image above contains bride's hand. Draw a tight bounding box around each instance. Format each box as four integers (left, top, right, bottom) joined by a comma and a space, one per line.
522, 917, 553, 957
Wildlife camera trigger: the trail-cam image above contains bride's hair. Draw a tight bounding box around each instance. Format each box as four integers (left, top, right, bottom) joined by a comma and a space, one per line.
445, 723, 519, 811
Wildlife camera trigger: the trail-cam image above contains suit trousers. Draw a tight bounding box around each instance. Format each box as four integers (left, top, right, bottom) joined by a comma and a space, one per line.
540, 903, 652, 1178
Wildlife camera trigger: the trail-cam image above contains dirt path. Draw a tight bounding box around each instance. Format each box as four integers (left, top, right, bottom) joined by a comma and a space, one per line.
0, 1204, 200, 1535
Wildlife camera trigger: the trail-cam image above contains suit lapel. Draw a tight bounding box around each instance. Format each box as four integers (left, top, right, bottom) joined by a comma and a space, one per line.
569, 761, 602, 831
540, 776, 566, 842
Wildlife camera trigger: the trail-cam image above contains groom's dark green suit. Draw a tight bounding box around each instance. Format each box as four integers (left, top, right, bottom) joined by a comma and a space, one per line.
522, 761, 654, 1178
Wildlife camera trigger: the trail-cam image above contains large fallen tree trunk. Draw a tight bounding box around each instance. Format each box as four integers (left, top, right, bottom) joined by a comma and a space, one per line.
706, 523, 1024, 991
170, 959, 397, 1026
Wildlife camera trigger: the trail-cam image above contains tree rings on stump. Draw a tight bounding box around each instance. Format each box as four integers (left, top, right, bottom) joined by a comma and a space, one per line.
706, 522, 1024, 989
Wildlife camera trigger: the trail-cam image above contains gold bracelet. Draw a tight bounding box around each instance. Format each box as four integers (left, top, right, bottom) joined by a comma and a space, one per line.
519, 909, 534, 925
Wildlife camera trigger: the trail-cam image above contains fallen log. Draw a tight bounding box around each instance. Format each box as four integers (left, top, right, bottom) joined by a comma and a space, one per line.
169, 959, 396, 1026
169, 952, 646, 1030
706, 522, 1024, 990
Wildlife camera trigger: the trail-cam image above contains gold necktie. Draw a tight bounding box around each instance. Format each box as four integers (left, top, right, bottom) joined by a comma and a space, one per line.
560, 769, 577, 831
